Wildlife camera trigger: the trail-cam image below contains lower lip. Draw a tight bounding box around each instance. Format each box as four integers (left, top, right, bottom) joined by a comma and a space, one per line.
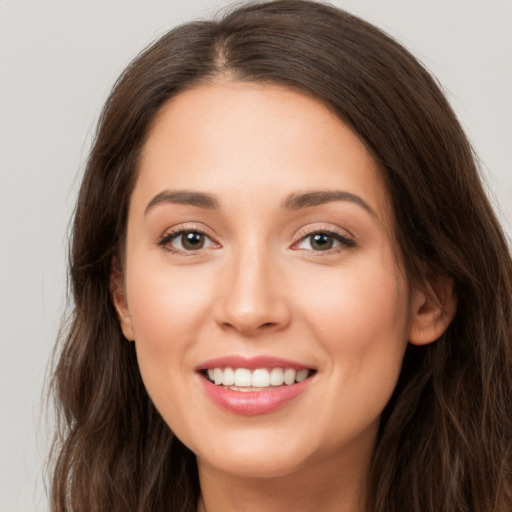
199, 375, 313, 415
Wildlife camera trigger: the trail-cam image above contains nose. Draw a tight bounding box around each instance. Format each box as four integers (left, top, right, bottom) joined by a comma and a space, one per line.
214, 246, 291, 336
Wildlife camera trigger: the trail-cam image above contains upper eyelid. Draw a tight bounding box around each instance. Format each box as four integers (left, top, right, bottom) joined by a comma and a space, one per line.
293, 224, 354, 241
159, 223, 217, 239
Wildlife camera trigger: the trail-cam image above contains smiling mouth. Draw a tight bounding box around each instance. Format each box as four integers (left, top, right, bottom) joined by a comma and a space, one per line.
202, 367, 316, 392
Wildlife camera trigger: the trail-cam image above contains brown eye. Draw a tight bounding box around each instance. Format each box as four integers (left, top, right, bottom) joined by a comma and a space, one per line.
180, 231, 205, 250
159, 229, 217, 252
310, 233, 334, 251
294, 231, 355, 252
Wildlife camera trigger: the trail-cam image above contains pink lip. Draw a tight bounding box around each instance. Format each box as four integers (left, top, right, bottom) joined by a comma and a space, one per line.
196, 355, 316, 415
199, 375, 313, 415
196, 355, 314, 371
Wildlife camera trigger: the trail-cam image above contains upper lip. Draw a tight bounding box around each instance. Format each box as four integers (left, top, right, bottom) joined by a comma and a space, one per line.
196, 355, 316, 371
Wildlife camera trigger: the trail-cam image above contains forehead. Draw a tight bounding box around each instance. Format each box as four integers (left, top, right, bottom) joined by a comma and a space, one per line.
136, 81, 392, 223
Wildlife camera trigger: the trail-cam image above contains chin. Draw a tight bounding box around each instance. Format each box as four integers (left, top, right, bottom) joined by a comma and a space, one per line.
192, 427, 315, 479
200, 451, 310, 480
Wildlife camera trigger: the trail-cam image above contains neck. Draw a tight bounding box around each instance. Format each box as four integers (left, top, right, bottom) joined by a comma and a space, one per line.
196, 445, 371, 512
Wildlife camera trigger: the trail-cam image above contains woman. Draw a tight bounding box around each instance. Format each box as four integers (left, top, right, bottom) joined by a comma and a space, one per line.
49, 1, 512, 510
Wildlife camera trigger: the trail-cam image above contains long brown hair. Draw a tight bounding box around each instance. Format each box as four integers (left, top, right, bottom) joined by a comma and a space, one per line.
49, 1, 512, 510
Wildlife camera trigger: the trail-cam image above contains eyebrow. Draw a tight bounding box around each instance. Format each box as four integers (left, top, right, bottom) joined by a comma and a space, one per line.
282, 190, 376, 216
145, 190, 219, 214
144, 188, 376, 217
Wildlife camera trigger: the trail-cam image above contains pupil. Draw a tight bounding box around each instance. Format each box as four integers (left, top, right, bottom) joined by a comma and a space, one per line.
311, 233, 333, 250
183, 232, 204, 250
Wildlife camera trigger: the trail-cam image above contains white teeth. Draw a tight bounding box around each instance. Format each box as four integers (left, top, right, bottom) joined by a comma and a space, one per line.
283, 368, 296, 385
223, 367, 235, 386
269, 367, 284, 386
205, 367, 312, 388
213, 368, 223, 385
234, 368, 252, 387
296, 369, 309, 382
252, 368, 270, 387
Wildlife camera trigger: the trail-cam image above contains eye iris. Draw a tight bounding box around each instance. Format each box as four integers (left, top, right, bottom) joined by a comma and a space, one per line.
182, 231, 204, 250
311, 233, 333, 250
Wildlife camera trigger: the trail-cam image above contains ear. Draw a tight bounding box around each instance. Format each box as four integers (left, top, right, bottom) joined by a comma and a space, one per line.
408, 278, 456, 346
110, 258, 135, 341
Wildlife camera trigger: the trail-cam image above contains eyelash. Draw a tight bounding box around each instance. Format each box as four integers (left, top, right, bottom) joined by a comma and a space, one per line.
292, 229, 355, 253
158, 227, 217, 254
157, 228, 355, 254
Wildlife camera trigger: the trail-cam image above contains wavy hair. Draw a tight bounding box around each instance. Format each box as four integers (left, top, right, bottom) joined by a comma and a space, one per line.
50, 1, 512, 510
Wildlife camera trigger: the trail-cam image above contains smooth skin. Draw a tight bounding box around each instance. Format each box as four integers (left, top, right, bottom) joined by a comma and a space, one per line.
112, 82, 455, 512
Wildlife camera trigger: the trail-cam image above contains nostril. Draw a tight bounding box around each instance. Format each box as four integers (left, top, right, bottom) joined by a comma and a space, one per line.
220, 321, 277, 332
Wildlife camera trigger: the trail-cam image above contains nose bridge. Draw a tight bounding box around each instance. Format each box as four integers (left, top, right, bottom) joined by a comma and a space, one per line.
217, 239, 289, 334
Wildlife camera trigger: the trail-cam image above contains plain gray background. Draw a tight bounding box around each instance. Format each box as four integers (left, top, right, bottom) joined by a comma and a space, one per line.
1, 1, 511, 510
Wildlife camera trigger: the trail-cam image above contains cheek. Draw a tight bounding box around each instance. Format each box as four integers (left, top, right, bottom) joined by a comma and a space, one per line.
125, 261, 216, 403
295, 260, 408, 344
127, 261, 214, 342
293, 260, 409, 412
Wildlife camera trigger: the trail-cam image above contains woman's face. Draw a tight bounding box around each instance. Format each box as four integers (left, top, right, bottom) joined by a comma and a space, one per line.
114, 82, 434, 481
